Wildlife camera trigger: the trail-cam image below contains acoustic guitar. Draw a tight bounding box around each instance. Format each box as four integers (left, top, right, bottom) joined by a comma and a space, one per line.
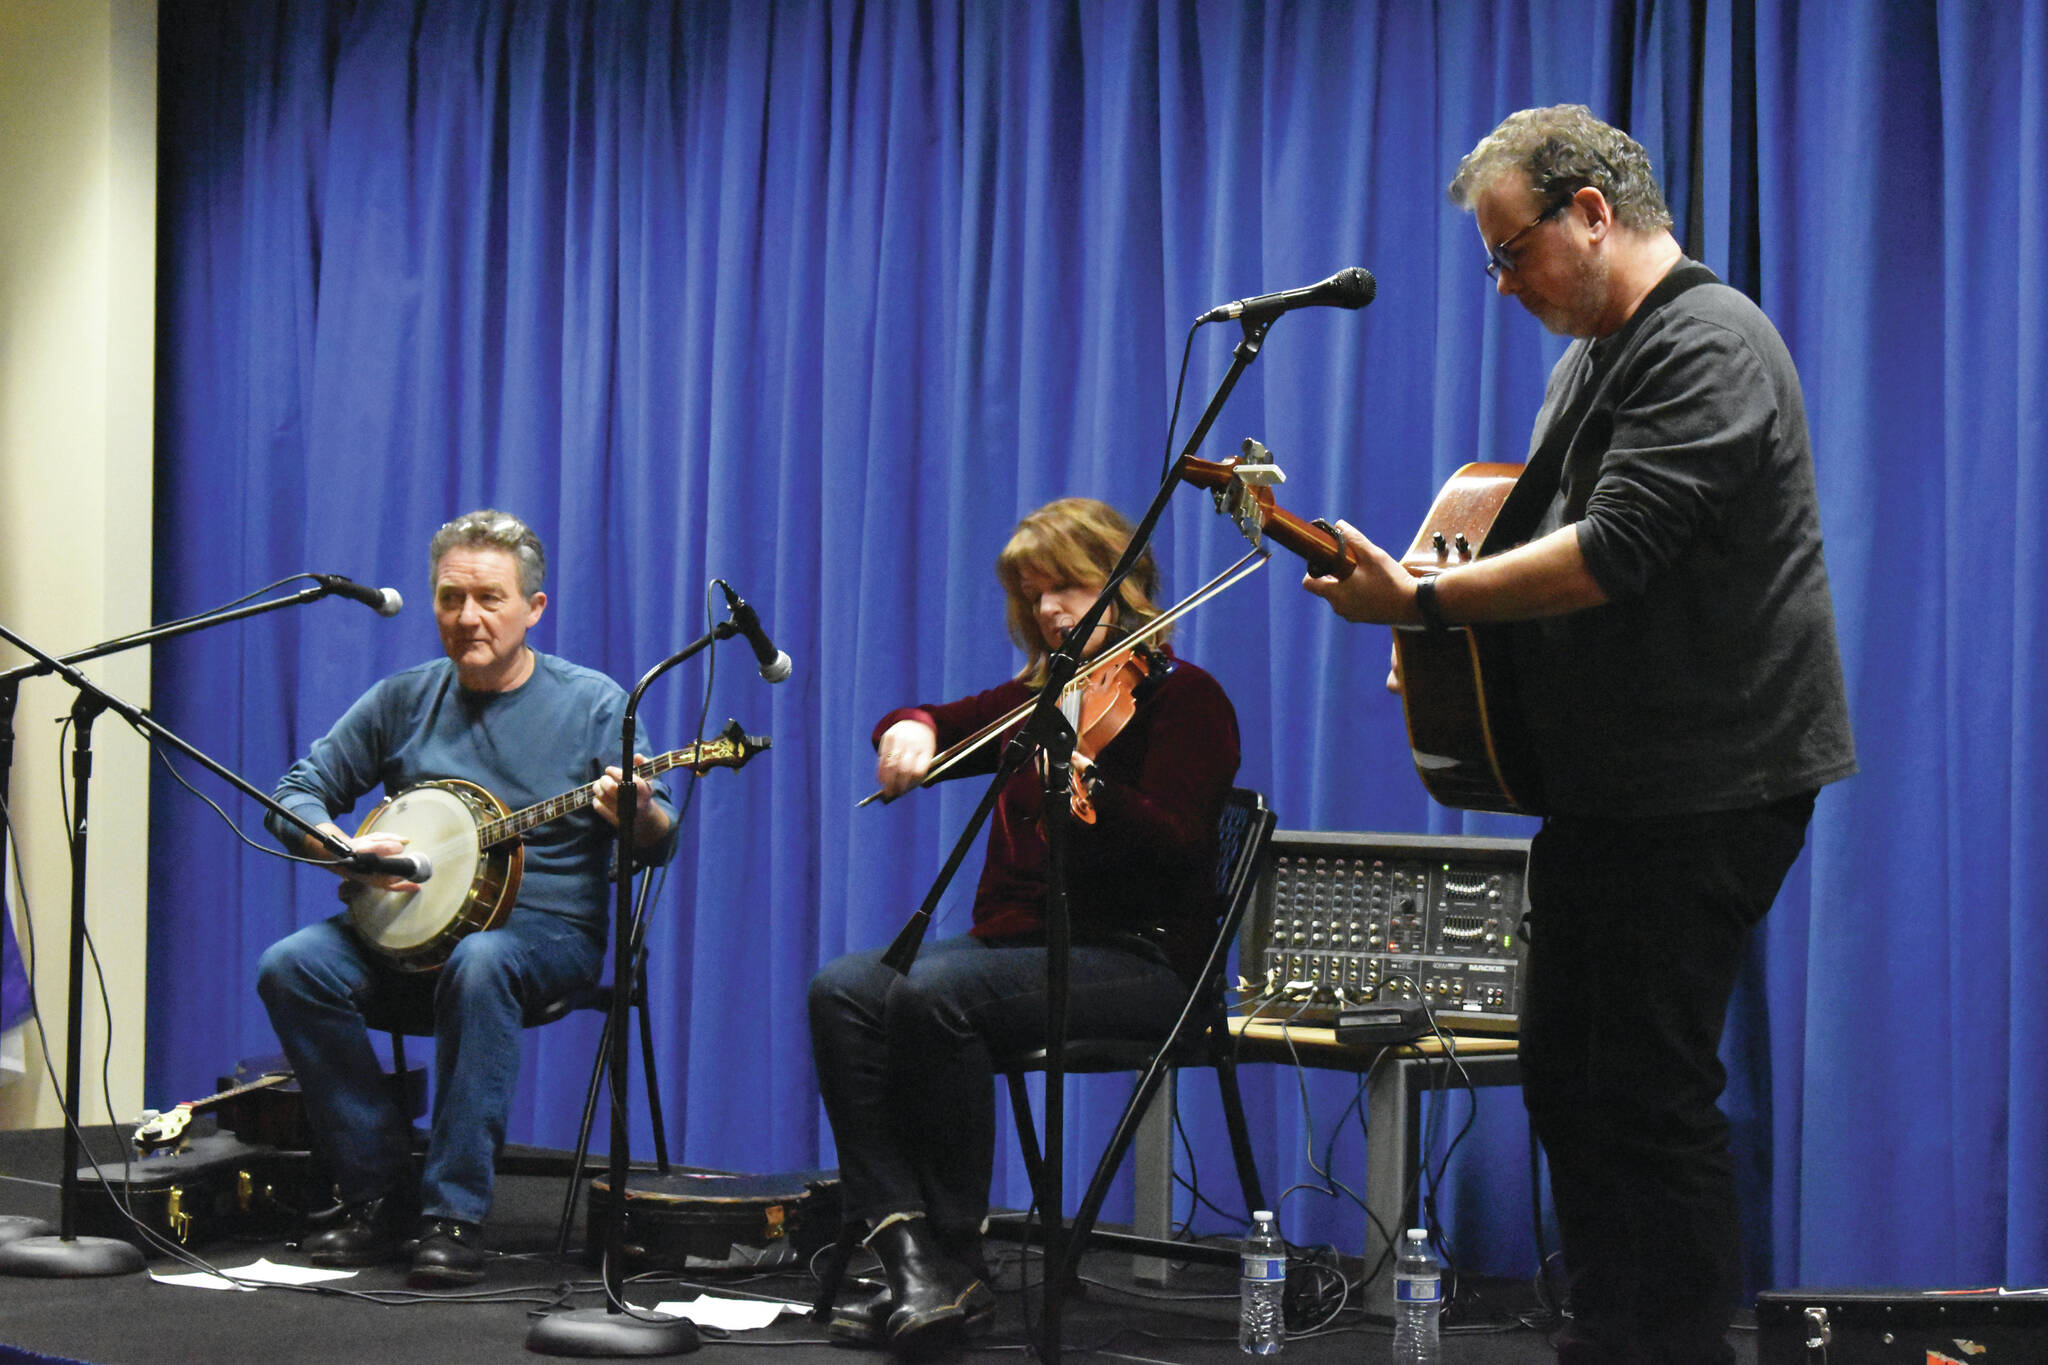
1387, 463, 1540, 815
344, 718, 770, 971
1178, 445, 1540, 816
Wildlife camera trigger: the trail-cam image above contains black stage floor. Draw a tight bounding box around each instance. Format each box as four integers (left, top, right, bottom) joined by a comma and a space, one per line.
0, 1125, 1761, 1365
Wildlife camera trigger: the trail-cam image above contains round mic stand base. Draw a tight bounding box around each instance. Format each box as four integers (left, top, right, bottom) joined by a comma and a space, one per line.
526, 1307, 700, 1357
0, 1215, 55, 1248
0, 1233, 146, 1278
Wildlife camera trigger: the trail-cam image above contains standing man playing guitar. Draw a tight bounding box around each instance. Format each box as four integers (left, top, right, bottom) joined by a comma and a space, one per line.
256, 510, 677, 1286
1303, 108, 1856, 1365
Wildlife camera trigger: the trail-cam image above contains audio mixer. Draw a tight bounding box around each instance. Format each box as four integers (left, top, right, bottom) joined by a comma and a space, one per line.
1236, 829, 1530, 1033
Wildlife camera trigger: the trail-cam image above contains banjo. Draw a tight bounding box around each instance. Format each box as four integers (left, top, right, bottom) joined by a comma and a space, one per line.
343, 718, 770, 972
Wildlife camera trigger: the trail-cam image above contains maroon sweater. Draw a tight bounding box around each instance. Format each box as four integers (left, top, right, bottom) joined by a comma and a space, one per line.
873, 651, 1241, 981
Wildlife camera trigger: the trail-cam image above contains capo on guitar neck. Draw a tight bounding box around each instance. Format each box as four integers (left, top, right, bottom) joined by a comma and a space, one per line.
1306, 517, 1351, 579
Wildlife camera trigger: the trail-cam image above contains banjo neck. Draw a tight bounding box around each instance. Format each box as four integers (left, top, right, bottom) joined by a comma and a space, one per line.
473, 721, 768, 849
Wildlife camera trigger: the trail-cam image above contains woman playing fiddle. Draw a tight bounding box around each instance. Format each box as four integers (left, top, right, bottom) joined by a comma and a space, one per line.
808, 497, 1241, 1357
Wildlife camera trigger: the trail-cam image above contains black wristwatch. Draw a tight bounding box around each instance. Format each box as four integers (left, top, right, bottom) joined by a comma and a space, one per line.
1414, 574, 1450, 633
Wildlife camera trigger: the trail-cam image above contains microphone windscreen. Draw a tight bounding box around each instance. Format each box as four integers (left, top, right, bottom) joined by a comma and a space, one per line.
1337, 267, 1378, 308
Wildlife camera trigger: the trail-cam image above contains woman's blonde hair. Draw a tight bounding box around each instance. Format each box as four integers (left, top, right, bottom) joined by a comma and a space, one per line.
995, 498, 1167, 686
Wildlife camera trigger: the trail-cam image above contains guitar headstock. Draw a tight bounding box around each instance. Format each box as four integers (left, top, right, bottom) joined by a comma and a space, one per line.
1174, 440, 1353, 580
1213, 438, 1289, 549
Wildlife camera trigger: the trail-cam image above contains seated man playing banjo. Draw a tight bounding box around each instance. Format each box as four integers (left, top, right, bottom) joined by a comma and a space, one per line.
257, 509, 678, 1287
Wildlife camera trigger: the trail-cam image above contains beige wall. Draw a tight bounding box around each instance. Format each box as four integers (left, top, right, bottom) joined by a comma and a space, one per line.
0, 0, 158, 1129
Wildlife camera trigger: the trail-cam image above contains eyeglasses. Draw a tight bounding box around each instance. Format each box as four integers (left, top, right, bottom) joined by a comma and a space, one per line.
1484, 194, 1575, 279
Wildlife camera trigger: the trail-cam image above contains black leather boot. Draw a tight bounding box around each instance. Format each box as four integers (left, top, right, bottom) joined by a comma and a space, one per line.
866, 1216, 995, 1358
933, 1221, 992, 1286
408, 1217, 486, 1287
300, 1190, 418, 1267
826, 1282, 893, 1348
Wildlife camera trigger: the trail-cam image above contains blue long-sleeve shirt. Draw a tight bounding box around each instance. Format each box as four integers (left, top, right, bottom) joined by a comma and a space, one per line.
269, 651, 678, 929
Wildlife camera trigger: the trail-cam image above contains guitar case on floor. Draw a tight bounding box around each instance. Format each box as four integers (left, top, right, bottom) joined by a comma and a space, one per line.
1756, 1286, 2048, 1362
78, 1055, 425, 1254
73, 1132, 327, 1252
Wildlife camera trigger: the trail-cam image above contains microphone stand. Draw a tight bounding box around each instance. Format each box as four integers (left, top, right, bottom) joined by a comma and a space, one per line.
880, 313, 1275, 1362
528, 612, 758, 1358
0, 579, 390, 967
0, 613, 367, 1278
873, 318, 1274, 974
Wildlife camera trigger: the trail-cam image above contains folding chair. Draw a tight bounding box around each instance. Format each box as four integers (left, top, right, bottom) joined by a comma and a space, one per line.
996, 785, 1274, 1283
365, 874, 672, 1255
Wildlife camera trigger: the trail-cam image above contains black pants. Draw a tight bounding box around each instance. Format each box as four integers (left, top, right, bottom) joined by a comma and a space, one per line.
1521, 792, 1816, 1365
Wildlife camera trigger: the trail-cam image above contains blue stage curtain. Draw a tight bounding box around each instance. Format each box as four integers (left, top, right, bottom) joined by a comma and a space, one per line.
149, 0, 2048, 1292
0, 914, 26, 1033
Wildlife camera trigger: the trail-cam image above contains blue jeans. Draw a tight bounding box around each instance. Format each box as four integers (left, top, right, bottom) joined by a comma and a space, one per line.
1521, 792, 1816, 1365
256, 911, 604, 1225
807, 933, 1190, 1229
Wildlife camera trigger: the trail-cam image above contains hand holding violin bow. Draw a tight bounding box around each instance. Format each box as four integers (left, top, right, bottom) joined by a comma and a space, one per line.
874, 719, 938, 799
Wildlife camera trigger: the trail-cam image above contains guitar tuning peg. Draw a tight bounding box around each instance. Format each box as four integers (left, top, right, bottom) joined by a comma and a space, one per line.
1234, 437, 1288, 485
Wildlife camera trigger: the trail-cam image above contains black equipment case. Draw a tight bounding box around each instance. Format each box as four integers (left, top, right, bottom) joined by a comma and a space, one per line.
1756, 1286, 2048, 1363
585, 1168, 841, 1271
74, 1133, 323, 1252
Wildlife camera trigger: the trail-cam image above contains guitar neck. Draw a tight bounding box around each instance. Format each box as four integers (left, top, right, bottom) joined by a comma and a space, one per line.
1176, 455, 1355, 578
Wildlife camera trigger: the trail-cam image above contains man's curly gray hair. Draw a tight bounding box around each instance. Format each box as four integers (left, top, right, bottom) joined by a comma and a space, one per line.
428, 509, 547, 599
1449, 104, 1673, 234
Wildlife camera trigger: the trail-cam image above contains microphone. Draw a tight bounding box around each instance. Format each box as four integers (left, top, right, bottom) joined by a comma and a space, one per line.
312, 573, 404, 617
718, 582, 793, 683
343, 849, 433, 882
1197, 266, 1377, 325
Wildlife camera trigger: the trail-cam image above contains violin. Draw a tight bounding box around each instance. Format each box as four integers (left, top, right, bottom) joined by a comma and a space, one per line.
1064, 645, 1156, 824
854, 551, 1268, 809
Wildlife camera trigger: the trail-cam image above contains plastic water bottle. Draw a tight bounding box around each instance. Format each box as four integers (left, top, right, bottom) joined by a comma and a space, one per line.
1391, 1227, 1442, 1363
1238, 1209, 1285, 1354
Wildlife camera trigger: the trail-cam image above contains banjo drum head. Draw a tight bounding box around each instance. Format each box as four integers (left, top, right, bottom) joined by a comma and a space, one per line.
345, 783, 488, 960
